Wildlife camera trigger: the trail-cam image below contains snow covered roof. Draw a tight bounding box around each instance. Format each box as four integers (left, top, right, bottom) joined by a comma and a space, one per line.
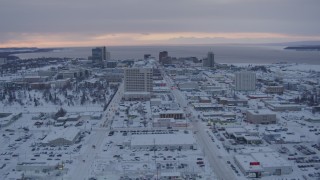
131, 134, 195, 147
153, 118, 175, 123
247, 109, 275, 115
159, 110, 184, 114
251, 152, 291, 168
234, 154, 263, 172
43, 127, 80, 143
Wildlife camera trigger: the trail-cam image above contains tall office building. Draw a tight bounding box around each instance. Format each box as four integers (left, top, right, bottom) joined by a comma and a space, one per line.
144, 54, 151, 60
124, 67, 153, 100
92, 46, 110, 63
235, 71, 256, 91
159, 51, 168, 63
0, 58, 7, 65
203, 51, 215, 67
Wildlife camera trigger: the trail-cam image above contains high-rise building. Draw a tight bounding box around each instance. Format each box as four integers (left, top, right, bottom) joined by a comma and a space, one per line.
235, 71, 256, 91
124, 67, 153, 100
0, 58, 7, 65
92, 46, 110, 63
159, 51, 168, 63
144, 54, 151, 60
203, 51, 215, 67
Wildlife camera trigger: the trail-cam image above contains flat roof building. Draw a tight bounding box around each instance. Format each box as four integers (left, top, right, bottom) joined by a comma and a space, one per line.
246, 109, 277, 124
235, 152, 292, 178
42, 127, 80, 146
129, 134, 196, 150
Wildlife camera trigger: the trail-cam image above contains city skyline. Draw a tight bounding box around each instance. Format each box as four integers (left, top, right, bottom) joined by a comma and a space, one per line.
1, 0, 320, 47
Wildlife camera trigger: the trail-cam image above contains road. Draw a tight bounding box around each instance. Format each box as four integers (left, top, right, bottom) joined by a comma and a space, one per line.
102, 83, 124, 128
71, 129, 107, 180
164, 71, 238, 180
69, 83, 124, 180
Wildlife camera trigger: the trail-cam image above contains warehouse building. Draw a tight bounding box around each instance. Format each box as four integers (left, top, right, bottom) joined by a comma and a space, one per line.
235, 152, 292, 178
128, 134, 197, 150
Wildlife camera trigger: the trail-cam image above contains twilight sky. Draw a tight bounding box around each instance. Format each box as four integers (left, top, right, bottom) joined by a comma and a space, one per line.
1, 0, 320, 47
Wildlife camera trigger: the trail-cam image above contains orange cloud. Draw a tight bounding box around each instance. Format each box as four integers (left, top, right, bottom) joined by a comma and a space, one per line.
1, 32, 320, 48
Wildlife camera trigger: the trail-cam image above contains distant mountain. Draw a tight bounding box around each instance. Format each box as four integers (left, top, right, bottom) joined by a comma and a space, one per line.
284, 45, 320, 51
0, 47, 38, 53
259, 41, 320, 46
0, 47, 62, 59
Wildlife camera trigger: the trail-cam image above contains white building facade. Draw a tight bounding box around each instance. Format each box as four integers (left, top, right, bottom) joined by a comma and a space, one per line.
235, 71, 256, 91
124, 68, 153, 100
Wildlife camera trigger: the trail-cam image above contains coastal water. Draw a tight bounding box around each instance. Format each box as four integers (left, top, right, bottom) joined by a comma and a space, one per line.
14, 45, 320, 64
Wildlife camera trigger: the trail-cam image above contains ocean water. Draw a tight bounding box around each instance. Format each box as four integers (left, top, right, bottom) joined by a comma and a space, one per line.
14, 45, 320, 64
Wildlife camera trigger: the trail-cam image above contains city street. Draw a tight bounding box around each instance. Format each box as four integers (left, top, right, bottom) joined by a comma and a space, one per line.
164, 72, 240, 180
69, 83, 123, 180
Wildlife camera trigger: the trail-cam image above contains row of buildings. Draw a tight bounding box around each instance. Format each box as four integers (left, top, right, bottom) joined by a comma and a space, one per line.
159, 51, 215, 68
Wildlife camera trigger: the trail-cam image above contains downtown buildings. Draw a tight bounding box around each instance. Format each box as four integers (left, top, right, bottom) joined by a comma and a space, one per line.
91, 46, 111, 64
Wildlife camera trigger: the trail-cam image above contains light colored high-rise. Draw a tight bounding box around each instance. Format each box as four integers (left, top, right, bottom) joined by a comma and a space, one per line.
203, 51, 215, 67
124, 67, 153, 100
235, 71, 256, 91
124, 68, 153, 92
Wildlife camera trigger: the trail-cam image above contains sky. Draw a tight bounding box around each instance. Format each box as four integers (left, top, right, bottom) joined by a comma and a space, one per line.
1, 0, 320, 47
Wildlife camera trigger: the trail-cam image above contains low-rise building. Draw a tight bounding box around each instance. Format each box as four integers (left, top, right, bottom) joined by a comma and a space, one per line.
225, 127, 262, 144
235, 152, 292, 177
193, 103, 223, 111
50, 78, 71, 89
23, 76, 49, 83
265, 86, 284, 94
153, 118, 175, 128
159, 110, 184, 119
129, 134, 196, 150
178, 82, 199, 91
263, 100, 304, 111
218, 97, 248, 106
246, 109, 277, 124
42, 127, 80, 146
30, 82, 51, 89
